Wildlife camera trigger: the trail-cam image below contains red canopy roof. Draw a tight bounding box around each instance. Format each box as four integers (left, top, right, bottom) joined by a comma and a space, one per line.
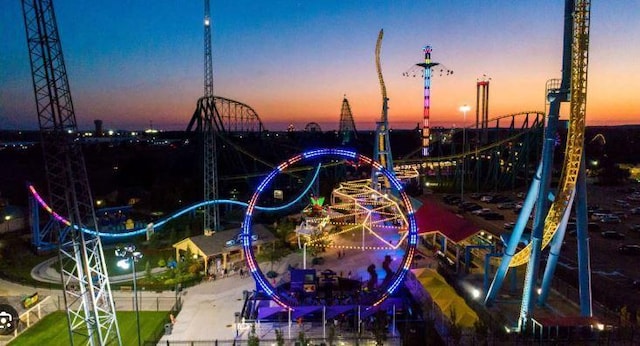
414, 197, 482, 243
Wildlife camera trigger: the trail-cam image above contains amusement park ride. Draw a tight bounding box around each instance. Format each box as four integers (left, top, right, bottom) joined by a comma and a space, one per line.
22, 0, 595, 342
403, 44, 453, 157
485, 0, 593, 331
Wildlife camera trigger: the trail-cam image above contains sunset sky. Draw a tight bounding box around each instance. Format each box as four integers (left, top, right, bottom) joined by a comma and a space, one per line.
1, 1, 639, 131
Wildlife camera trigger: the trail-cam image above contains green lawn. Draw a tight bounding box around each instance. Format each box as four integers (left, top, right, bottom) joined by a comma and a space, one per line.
104, 246, 174, 280
9, 310, 169, 346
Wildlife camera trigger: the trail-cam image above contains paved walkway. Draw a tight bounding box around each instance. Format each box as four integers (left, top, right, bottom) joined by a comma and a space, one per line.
158, 242, 434, 344
31, 256, 167, 284
158, 271, 256, 343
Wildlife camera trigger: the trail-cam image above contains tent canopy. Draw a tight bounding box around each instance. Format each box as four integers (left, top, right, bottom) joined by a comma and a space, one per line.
414, 268, 479, 328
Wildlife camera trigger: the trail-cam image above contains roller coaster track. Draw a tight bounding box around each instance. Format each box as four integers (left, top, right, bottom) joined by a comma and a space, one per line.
187, 95, 266, 133
216, 133, 343, 181
375, 29, 387, 111
29, 163, 322, 239
396, 111, 545, 164
509, 0, 590, 267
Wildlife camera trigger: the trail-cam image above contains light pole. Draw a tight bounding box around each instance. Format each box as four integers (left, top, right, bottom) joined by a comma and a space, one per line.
303, 242, 307, 269
3, 215, 10, 232
459, 105, 471, 202
116, 244, 143, 346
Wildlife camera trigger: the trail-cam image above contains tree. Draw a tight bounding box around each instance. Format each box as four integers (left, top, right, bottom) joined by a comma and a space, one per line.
248, 323, 260, 346
448, 306, 462, 345
274, 329, 285, 346
372, 310, 388, 346
297, 331, 309, 346
144, 261, 152, 279
327, 324, 336, 346
473, 319, 489, 345
597, 162, 631, 185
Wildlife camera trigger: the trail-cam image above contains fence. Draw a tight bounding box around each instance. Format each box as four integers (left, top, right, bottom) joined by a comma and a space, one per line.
112, 294, 180, 312
155, 336, 400, 346
0, 295, 58, 344
144, 295, 183, 345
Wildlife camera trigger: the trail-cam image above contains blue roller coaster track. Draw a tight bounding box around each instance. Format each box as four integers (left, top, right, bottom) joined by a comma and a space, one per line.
29, 163, 321, 242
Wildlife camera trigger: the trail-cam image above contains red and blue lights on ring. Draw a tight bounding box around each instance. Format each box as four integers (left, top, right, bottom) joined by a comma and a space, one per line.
242, 148, 418, 310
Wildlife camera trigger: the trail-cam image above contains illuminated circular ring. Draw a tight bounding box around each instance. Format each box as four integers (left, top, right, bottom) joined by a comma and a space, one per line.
241, 148, 418, 309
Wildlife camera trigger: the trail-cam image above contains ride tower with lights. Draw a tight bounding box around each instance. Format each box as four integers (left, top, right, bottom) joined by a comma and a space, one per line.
484, 0, 592, 331
404, 45, 453, 157
21, 0, 121, 344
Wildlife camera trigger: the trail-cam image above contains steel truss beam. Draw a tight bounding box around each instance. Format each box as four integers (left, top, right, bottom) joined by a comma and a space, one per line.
21, 0, 120, 344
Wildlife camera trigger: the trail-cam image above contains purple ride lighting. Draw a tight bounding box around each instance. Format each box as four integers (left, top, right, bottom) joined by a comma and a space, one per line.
30, 185, 72, 227
241, 148, 418, 310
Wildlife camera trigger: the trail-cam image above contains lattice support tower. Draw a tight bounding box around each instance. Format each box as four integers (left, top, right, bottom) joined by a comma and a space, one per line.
21, 0, 121, 344
202, 0, 220, 234
338, 96, 358, 145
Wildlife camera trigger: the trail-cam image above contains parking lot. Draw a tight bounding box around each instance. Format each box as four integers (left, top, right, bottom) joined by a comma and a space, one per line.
437, 182, 640, 313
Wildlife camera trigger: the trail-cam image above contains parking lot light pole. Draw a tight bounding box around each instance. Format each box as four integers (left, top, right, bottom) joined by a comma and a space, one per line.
116, 244, 143, 346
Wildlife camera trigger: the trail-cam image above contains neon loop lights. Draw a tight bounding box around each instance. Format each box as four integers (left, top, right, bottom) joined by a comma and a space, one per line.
242, 148, 418, 310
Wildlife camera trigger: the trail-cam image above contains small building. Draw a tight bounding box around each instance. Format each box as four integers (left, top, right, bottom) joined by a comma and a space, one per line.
172, 224, 276, 275
412, 197, 488, 273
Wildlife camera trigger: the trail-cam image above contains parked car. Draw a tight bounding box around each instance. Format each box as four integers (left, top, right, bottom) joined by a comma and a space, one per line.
443, 195, 462, 205
612, 211, 627, 219
618, 244, 640, 255
591, 210, 612, 220
498, 202, 517, 210
459, 202, 482, 212
492, 196, 512, 204
600, 215, 622, 224
482, 212, 505, 220
629, 224, 640, 232
600, 230, 625, 240
513, 203, 523, 213
472, 208, 492, 216
480, 195, 494, 203
504, 222, 516, 230
615, 199, 631, 208
631, 207, 640, 215
627, 194, 640, 202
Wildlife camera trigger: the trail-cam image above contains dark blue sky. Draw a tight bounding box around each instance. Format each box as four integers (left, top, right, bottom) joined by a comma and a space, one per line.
1, 1, 639, 131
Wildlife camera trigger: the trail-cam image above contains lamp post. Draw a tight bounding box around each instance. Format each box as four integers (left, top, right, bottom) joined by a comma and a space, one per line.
3, 215, 11, 232
459, 105, 471, 202
116, 244, 143, 346
303, 242, 307, 269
